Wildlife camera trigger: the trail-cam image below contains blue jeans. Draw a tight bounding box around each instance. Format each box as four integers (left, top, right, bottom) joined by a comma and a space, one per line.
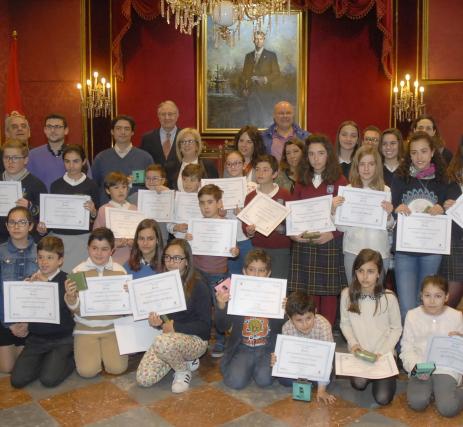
228, 239, 253, 276
394, 252, 442, 321
221, 344, 273, 390
200, 271, 228, 346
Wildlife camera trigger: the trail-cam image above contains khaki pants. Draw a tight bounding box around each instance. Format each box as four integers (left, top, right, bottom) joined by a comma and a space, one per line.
74, 332, 128, 378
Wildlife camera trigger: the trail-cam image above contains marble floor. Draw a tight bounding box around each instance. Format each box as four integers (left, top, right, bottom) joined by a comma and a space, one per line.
1, 336, 462, 427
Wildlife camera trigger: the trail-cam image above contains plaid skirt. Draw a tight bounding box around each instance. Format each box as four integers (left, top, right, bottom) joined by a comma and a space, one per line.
439, 237, 463, 281
288, 237, 347, 296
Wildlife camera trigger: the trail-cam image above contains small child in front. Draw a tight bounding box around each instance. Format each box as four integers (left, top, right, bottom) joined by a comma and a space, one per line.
93, 172, 137, 265
10, 236, 75, 388
216, 249, 284, 389
400, 275, 463, 417
272, 291, 336, 404
64, 227, 128, 378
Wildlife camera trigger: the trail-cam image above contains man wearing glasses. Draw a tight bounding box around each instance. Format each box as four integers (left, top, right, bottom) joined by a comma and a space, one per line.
140, 100, 182, 185
27, 114, 70, 191
361, 125, 381, 147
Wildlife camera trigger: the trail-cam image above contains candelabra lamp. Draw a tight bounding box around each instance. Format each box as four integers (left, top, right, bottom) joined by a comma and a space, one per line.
393, 74, 425, 123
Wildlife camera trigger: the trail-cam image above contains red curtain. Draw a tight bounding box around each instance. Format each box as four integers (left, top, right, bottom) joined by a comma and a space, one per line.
5, 31, 24, 115
112, 0, 392, 81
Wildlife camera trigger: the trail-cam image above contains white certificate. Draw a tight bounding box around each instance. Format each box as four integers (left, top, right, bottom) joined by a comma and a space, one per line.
128, 270, 187, 321
79, 275, 132, 316
396, 213, 451, 255
237, 193, 290, 237
105, 208, 147, 238
173, 192, 202, 223
114, 315, 161, 355
3, 281, 60, 324
334, 186, 388, 230
426, 335, 463, 374
227, 274, 286, 319
137, 189, 175, 222
0, 181, 22, 216
40, 194, 90, 230
201, 177, 247, 210
189, 218, 237, 257
446, 193, 463, 229
286, 196, 335, 236
272, 335, 335, 382
335, 352, 398, 379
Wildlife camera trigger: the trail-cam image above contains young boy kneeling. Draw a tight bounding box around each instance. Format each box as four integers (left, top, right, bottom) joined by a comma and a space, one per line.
272, 291, 336, 404
216, 249, 283, 390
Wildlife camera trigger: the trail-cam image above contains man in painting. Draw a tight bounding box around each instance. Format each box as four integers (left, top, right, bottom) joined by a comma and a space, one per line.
242, 31, 280, 127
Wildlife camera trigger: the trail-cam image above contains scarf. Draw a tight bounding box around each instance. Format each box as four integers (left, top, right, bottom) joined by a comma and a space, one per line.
410, 163, 435, 180
3, 169, 30, 182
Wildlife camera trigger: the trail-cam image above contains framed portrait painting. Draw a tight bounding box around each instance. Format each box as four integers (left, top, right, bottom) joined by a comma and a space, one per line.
197, 10, 307, 137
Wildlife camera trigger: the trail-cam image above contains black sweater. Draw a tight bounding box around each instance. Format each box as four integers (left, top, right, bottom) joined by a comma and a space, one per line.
169, 276, 212, 341
28, 270, 75, 339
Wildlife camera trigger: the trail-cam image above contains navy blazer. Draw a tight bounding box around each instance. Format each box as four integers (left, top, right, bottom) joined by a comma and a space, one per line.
140, 128, 181, 182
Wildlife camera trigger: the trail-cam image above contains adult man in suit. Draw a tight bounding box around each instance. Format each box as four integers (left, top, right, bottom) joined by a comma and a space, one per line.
242, 31, 280, 127
140, 100, 181, 185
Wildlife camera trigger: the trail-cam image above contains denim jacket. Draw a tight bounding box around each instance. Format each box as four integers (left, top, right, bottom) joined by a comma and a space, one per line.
0, 237, 37, 323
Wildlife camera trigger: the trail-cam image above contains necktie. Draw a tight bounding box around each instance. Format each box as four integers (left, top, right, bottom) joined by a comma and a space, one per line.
163, 132, 171, 159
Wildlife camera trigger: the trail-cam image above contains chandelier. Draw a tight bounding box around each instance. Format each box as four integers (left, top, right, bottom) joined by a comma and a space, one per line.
160, 0, 291, 43
76, 71, 112, 118
393, 74, 425, 123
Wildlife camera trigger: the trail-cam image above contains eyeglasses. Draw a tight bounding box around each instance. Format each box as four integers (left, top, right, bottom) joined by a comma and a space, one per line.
45, 124, 65, 130
180, 140, 196, 146
145, 176, 164, 182
7, 219, 29, 227
163, 254, 186, 263
364, 137, 379, 143
226, 161, 243, 168
3, 156, 26, 162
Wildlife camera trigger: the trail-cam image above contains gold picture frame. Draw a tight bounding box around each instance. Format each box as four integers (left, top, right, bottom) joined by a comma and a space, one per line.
197, 10, 308, 138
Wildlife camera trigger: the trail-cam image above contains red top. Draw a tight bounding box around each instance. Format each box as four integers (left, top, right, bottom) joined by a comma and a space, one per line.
293, 175, 348, 239
242, 187, 293, 249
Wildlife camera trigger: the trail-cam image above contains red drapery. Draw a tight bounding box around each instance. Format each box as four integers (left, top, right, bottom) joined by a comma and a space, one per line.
5, 31, 24, 115
112, 0, 392, 81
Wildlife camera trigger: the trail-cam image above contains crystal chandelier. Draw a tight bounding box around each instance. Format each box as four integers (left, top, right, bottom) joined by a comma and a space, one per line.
393, 74, 425, 123
76, 71, 112, 118
160, 0, 291, 42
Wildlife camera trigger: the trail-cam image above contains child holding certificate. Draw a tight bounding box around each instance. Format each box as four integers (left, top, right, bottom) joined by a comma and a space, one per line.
136, 239, 211, 393
331, 145, 394, 281
223, 151, 254, 275
166, 164, 203, 240
0, 207, 38, 372
64, 227, 128, 378
40, 144, 99, 272
216, 249, 284, 390
93, 172, 137, 265
243, 154, 292, 279
128, 164, 169, 244
0, 139, 47, 243
189, 184, 239, 358
10, 236, 75, 388
289, 135, 347, 326
400, 275, 463, 417
340, 249, 402, 405
271, 291, 336, 404
391, 131, 448, 320
125, 219, 164, 279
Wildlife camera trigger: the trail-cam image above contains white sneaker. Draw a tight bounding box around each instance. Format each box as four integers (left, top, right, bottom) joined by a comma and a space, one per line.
187, 359, 200, 372
172, 370, 192, 393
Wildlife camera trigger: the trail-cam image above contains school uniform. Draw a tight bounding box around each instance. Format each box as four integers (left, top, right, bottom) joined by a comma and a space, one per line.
10, 270, 75, 388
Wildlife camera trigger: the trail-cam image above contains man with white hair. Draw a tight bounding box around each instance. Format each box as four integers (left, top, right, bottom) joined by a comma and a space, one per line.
140, 100, 181, 184
5, 111, 30, 144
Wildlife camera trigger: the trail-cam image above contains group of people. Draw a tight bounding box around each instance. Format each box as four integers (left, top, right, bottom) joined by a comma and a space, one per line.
0, 100, 463, 417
